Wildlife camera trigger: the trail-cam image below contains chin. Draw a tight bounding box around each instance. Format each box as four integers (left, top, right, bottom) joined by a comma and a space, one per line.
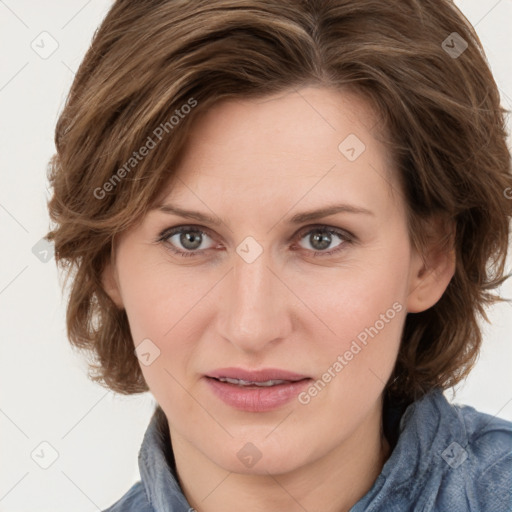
209, 435, 312, 476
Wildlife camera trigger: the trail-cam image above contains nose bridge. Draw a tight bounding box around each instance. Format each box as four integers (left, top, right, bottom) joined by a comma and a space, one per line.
221, 249, 289, 351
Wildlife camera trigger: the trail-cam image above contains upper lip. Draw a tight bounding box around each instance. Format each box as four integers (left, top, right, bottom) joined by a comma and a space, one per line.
206, 367, 310, 382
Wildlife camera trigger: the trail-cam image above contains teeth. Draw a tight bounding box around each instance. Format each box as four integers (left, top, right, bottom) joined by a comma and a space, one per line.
217, 377, 288, 387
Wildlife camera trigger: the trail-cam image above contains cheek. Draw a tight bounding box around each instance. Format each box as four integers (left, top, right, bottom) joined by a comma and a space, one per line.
122, 280, 171, 344
292, 244, 408, 392
116, 257, 213, 389
296, 254, 406, 343
306, 286, 404, 382
294, 283, 405, 430
117, 252, 199, 340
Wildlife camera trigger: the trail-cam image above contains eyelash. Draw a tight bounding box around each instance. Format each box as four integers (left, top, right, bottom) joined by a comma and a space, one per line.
156, 224, 354, 259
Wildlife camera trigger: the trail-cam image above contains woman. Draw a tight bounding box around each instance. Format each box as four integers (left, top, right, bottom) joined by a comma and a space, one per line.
46, 0, 512, 510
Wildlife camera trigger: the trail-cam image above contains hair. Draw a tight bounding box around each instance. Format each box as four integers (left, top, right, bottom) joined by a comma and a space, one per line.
46, 0, 511, 402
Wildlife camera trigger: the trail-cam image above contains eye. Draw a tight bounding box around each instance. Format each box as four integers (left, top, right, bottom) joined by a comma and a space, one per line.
157, 224, 353, 258
158, 225, 216, 258
295, 225, 352, 257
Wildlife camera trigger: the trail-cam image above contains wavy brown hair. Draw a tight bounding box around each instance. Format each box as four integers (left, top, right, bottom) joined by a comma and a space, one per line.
46, 0, 511, 401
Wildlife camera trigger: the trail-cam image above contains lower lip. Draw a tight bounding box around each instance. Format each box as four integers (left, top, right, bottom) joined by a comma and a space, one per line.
204, 377, 312, 412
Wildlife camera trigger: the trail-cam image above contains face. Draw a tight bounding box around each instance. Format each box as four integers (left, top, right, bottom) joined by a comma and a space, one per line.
104, 86, 443, 476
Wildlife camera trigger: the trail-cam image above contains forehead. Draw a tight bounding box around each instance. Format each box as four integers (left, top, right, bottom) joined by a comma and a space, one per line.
180, 86, 379, 165
156, 86, 401, 221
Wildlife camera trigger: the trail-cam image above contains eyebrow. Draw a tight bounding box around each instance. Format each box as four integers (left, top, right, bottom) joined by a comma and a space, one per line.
154, 203, 374, 225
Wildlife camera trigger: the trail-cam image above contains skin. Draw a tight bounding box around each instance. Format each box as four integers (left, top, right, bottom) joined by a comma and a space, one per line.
103, 86, 455, 512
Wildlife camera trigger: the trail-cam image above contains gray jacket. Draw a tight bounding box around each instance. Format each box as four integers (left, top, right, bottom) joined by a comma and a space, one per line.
103, 389, 512, 511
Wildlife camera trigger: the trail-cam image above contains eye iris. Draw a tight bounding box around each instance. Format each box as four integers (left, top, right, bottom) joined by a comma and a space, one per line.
310, 229, 332, 251
180, 230, 202, 250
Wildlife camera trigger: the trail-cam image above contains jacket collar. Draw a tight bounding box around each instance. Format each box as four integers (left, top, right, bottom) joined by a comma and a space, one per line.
138, 389, 465, 511
138, 405, 191, 511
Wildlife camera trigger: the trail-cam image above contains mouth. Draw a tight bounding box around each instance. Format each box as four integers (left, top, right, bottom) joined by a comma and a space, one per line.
204, 368, 312, 411
210, 376, 305, 387
206, 367, 311, 383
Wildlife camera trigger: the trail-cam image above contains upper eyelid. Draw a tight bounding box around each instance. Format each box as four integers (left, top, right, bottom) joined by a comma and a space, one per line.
295, 224, 353, 237
159, 224, 215, 241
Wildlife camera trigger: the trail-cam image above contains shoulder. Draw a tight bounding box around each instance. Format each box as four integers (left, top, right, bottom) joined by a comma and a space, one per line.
102, 481, 154, 512
454, 399, 512, 510
416, 391, 512, 512
374, 390, 512, 511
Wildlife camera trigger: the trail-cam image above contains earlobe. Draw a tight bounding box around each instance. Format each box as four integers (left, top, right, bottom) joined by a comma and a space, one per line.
101, 261, 124, 309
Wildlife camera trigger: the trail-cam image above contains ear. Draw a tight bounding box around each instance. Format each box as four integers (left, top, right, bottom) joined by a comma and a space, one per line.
101, 259, 124, 309
406, 217, 456, 313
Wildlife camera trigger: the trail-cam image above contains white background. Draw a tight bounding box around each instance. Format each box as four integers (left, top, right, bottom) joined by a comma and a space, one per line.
0, 1, 511, 510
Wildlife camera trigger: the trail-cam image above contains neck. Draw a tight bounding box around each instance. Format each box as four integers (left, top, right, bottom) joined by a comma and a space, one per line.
169, 397, 391, 512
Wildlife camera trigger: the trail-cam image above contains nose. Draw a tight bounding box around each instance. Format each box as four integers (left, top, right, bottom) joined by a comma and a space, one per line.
217, 250, 293, 353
